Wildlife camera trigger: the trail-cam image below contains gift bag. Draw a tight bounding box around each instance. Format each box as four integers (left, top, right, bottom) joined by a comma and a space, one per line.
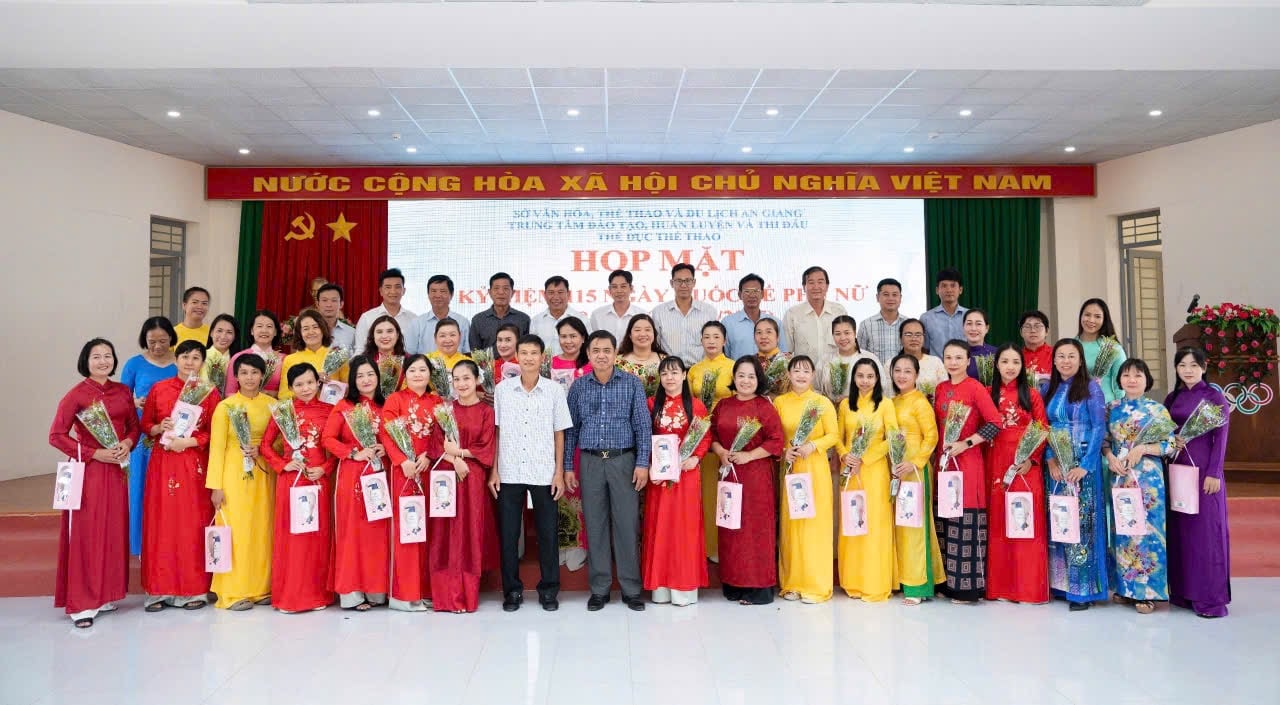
1111, 483, 1148, 537
894, 470, 923, 528
1005, 476, 1035, 540
319, 381, 348, 406
649, 434, 681, 483
360, 470, 393, 522
784, 472, 816, 520
52, 451, 85, 511
549, 367, 576, 395
429, 469, 457, 518
936, 461, 964, 519
160, 401, 203, 448
840, 474, 868, 537
399, 492, 427, 544
205, 513, 232, 574
289, 474, 320, 535
715, 472, 743, 530
1169, 462, 1201, 515
1048, 485, 1081, 544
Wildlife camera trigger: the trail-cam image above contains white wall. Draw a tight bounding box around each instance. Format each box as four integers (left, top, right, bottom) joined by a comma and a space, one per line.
1052, 118, 1280, 351
0, 110, 239, 481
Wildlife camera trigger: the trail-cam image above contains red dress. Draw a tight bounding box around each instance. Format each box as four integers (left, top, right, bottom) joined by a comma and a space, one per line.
322, 397, 390, 600
259, 398, 335, 612
932, 378, 1003, 509
140, 378, 221, 600
1023, 346, 1052, 384
428, 401, 499, 612
985, 382, 1050, 603
642, 397, 712, 592
709, 396, 784, 589
379, 388, 445, 604
48, 379, 140, 615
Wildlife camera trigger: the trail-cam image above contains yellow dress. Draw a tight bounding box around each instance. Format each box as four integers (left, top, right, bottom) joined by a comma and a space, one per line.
690, 353, 735, 559
205, 392, 275, 608
278, 346, 348, 399
893, 389, 946, 598
835, 392, 898, 601
430, 350, 473, 370
173, 323, 210, 348
774, 389, 839, 602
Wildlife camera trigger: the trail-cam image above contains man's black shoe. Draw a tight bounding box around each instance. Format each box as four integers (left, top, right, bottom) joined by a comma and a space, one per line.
502, 591, 523, 612
587, 593, 610, 611
622, 594, 646, 611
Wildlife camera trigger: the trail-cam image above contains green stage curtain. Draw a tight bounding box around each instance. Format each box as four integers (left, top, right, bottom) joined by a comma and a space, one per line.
233, 201, 263, 344
924, 198, 1041, 347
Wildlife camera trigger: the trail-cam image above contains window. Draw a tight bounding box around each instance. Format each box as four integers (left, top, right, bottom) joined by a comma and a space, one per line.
1117, 210, 1167, 398
150, 217, 186, 320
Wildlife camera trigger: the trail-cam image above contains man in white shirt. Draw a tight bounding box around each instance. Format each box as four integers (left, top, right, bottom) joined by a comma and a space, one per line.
315, 283, 357, 354
491, 334, 570, 612
589, 269, 646, 340
721, 273, 786, 359
783, 265, 847, 361
405, 274, 471, 355
354, 268, 417, 348
529, 275, 588, 356
650, 263, 719, 366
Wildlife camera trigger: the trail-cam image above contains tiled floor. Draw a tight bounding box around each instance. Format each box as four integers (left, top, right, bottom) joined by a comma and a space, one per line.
2, 580, 1278, 705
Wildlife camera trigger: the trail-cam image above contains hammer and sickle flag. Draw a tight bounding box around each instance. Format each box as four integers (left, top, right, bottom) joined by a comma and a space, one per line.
284, 213, 316, 241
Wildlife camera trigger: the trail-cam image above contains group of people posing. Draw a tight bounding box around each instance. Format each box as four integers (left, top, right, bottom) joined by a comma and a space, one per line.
48, 264, 1232, 628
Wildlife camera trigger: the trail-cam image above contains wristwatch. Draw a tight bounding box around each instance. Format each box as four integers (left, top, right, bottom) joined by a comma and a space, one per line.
349, 448, 360, 460
965, 439, 974, 448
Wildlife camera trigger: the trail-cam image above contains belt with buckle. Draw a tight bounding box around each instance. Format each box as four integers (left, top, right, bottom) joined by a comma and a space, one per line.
581, 448, 634, 459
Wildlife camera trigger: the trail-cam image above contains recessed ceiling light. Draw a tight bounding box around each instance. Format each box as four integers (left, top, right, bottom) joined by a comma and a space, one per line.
566, 108, 580, 117
405, 146, 418, 154
1148, 109, 1163, 117
574, 146, 585, 153
741, 146, 753, 154
367, 109, 381, 117
166, 110, 181, 118
958, 109, 973, 117
903, 146, 915, 153
1064, 146, 1077, 153
765, 108, 779, 117
238, 148, 251, 155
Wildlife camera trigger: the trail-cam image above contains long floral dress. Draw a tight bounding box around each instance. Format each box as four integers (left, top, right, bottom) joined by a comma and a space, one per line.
985, 382, 1050, 603
642, 396, 712, 601
1042, 376, 1108, 604
1106, 396, 1174, 602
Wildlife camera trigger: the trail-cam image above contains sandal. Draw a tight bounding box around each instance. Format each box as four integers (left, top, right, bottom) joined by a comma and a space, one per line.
1111, 594, 1132, 605
228, 599, 254, 611
903, 597, 923, 606
145, 602, 167, 613
353, 602, 373, 612
74, 618, 94, 629
1135, 601, 1156, 615
183, 601, 207, 611
780, 591, 800, 601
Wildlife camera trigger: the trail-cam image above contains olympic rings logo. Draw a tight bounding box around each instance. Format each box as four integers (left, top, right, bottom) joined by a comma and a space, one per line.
1221, 382, 1274, 415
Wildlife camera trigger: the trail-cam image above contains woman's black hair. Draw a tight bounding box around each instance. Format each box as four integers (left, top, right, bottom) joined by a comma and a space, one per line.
728, 355, 767, 395
453, 358, 482, 382
942, 338, 971, 359
754, 317, 781, 338
1166, 346, 1209, 408
344, 354, 386, 407
990, 342, 1033, 413
898, 318, 925, 355
651, 356, 694, 427
1116, 357, 1155, 394
1076, 298, 1118, 338
205, 313, 243, 356
286, 362, 320, 389
850, 358, 884, 411
362, 314, 405, 359
138, 316, 177, 349
618, 314, 669, 358
402, 353, 433, 392
232, 352, 266, 376
174, 339, 207, 362
831, 315, 860, 352
889, 353, 920, 396
77, 338, 118, 377
1046, 338, 1092, 404
295, 309, 332, 348
787, 354, 814, 372
555, 316, 591, 369
249, 309, 283, 349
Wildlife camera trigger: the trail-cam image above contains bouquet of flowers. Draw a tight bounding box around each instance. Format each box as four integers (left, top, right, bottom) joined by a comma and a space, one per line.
343, 403, 383, 471
781, 399, 823, 474
322, 346, 351, 380
729, 417, 763, 454
178, 376, 216, 406
226, 404, 255, 478
257, 349, 279, 385
1047, 427, 1078, 472
1175, 399, 1228, 445
380, 355, 404, 398
204, 349, 229, 392
433, 403, 459, 445
974, 354, 996, 387
828, 361, 850, 399
1025, 368, 1042, 390
678, 416, 712, 462
763, 354, 789, 396
1004, 420, 1049, 486
918, 380, 937, 398
887, 429, 908, 497
1129, 416, 1177, 453
939, 401, 971, 468
76, 400, 130, 476
1090, 336, 1122, 379
699, 368, 721, 410
841, 416, 876, 480
539, 352, 552, 380
471, 348, 496, 395
384, 417, 417, 462
268, 399, 305, 465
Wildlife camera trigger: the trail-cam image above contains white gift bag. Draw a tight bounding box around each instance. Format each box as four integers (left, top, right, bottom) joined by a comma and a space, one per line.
715, 473, 743, 530
429, 469, 457, 518
936, 458, 965, 519
894, 468, 923, 529
784, 472, 816, 520
1169, 461, 1201, 515
839, 473, 868, 537
52, 447, 84, 511
319, 381, 348, 406
289, 472, 320, 535
1005, 475, 1035, 540
1111, 481, 1148, 537
205, 511, 232, 574
649, 434, 681, 483
360, 469, 393, 522
1048, 483, 1081, 544
399, 490, 427, 544
160, 401, 203, 448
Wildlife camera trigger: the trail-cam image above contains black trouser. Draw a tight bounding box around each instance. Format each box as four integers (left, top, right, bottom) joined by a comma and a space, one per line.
497, 483, 559, 599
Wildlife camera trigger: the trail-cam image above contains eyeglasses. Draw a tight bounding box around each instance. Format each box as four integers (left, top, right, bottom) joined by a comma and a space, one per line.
672, 279, 696, 286
740, 288, 763, 295
901, 332, 925, 339
1021, 324, 1046, 331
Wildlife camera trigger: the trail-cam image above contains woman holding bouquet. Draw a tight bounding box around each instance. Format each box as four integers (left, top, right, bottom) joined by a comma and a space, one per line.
206, 354, 275, 610
963, 309, 998, 382
279, 310, 346, 400
322, 355, 390, 611
140, 340, 222, 612
1103, 358, 1174, 614
618, 314, 667, 396
1164, 347, 1232, 618
690, 321, 734, 561
899, 319, 946, 395
1077, 298, 1126, 403
362, 314, 408, 393
226, 310, 283, 397
933, 340, 1002, 604
1043, 338, 1108, 611
259, 363, 335, 613
710, 356, 784, 605
121, 316, 177, 556
889, 354, 946, 605
836, 358, 898, 602
985, 343, 1050, 604
49, 338, 140, 628
643, 357, 712, 606
754, 318, 792, 398
379, 353, 445, 611
774, 355, 840, 603
816, 316, 883, 403
432, 360, 499, 613
202, 314, 241, 395
552, 317, 592, 571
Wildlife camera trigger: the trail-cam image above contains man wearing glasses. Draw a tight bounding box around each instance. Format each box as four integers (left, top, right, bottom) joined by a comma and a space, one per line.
857, 278, 905, 364
1018, 310, 1053, 385
721, 273, 786, 359
651, 263, 719, 366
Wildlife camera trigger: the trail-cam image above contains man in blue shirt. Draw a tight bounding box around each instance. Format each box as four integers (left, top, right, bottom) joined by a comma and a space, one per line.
721, 273, 786, 359
920, 268, 968, 357
564, 330, 652, 611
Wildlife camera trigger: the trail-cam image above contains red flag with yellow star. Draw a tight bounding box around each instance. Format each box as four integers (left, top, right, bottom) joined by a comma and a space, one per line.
257, 200, 387, 334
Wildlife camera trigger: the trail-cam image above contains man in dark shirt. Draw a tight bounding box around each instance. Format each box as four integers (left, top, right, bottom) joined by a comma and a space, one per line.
469, 271, 531, 350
